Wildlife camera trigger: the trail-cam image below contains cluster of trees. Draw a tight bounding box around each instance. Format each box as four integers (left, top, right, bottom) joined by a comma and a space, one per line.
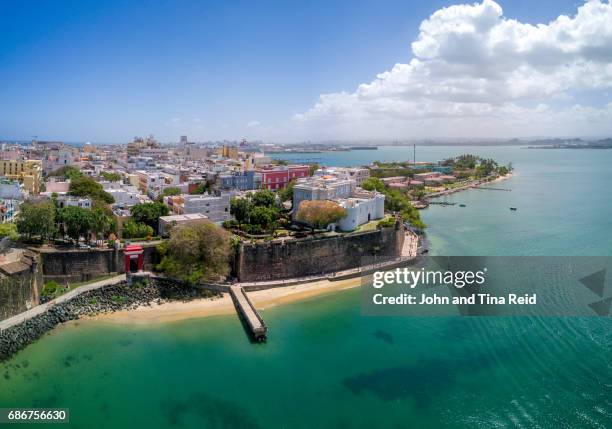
68, 176, 114, 205
308, 163, 320, 176
16, 199, 172, 242
441, 154, 480, 170
16, 200, 117, 243
100, 171, 122, 182
160, 187, 181, 198
441, 155, 512, 178
57, 206, 115, 242
229, 190, 282, 234
190, 181, 213, 195
46, 166, 115, 205
156, 221, 232, 284
0, 223, 18, 241
295, 200, 346, 230
278, 179, 296, 203
126, 202, 169, 237
48, 166, 83, 180
122, 220, 154, 239
16, 201, 57, 240
369, 161, 418, 179
361, 177, 426, 230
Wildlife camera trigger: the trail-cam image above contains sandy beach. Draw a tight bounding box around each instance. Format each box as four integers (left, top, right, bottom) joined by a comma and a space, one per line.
91, 276, 362, 325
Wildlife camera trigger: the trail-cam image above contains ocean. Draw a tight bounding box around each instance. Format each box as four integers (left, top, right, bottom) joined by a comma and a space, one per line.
1, 146, 611, 428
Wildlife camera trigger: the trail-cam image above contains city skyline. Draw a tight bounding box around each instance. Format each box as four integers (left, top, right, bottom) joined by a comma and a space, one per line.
2, 0, 612, 142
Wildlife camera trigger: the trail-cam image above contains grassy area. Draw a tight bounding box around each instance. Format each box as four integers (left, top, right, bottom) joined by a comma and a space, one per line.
41, 274, 118, 300
443, 181, 471, 189
355, 219, 383, 232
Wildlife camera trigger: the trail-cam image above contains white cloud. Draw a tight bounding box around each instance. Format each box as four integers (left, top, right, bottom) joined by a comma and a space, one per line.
295, 0, 612, 139
246, 120, 261, 128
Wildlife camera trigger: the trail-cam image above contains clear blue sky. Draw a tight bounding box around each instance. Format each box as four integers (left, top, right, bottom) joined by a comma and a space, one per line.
0, 0, 588, 142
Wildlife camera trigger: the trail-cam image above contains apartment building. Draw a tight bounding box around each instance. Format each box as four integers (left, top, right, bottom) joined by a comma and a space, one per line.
218, 170, 262, 191
164, 193, 231, 223
258, 165, 310, 190
0, 160, 42, 194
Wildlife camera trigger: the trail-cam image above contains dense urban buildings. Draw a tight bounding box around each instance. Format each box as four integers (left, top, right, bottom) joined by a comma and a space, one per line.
0, 136, 456, 236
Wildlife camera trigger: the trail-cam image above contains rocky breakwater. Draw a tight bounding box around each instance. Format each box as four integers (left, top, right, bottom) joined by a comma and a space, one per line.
0, 279, 219, 362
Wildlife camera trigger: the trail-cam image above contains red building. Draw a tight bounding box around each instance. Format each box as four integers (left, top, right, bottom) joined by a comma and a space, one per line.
257, 165, 310, 190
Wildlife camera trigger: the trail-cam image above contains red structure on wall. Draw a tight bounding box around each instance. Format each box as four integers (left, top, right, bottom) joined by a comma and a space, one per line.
124, 244, 144, 273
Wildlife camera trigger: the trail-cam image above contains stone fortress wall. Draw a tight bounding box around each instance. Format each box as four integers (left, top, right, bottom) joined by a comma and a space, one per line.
234, 225, 404, 282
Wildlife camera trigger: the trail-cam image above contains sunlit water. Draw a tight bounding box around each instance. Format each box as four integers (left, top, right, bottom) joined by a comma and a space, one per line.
1, 147, 611, 428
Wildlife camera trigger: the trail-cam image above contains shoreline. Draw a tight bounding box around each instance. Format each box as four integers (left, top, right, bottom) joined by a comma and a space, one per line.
89, 276, 363, 325
424, 172, 513, 200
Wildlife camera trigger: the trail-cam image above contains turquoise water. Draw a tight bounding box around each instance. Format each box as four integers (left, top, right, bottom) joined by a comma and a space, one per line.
1, 147, 611, 428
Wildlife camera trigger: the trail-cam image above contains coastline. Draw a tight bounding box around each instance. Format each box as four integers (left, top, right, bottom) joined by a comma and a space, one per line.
90, 276, 362, 325
425, 172, 513, 200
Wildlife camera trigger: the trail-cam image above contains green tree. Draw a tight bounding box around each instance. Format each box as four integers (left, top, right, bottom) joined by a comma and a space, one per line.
249, 206, 278, 231
230, 197, 253, 226
190, 182, 211, 195
296, 200, 346, 230
58, 206, 94, 242
156, 221, 232, 284
69, 176, 114, 204
308, 163, 320, 176
100, 172, 122, 182
161, 187, 181, 197
17, 201, 57, 240
122, 220, 154, 239
91, 207, 115, 238
0, 223, 18, 241
48, 165, 83, 180
130, 202, 169, 233
360, 177, 426, 230
361, 177, 386, 193
278, 179, 296, 202
251, 189, 276, 208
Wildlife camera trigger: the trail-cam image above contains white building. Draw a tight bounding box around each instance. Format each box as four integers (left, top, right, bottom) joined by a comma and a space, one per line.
56, 195, 92, 209
164, 193, 231, 223
107, 187, 149, 207
292, 176, 385, 231
158, 213, 209, 236
292, 175, 356, 216
314, 167, 370, 186
336, 191, 385, 232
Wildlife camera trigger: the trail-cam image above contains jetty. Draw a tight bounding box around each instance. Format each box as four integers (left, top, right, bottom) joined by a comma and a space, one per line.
474, 187, 511, 191
229, 285, 268, 341
429, 201, 456, 206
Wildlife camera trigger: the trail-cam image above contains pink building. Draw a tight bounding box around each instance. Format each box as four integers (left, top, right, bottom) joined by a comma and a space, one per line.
257, 165, 310, 190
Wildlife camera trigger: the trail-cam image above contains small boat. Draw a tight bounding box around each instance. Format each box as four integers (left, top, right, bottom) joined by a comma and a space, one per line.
459, 204, 466, 207
510, 207, 517, 211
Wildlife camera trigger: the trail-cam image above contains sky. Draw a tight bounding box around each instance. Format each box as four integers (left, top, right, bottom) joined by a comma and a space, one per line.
1, 0, 611, 143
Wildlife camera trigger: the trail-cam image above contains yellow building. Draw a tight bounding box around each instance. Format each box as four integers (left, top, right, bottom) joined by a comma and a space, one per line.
217, 145, 239, 159
0, 160, 42, 194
